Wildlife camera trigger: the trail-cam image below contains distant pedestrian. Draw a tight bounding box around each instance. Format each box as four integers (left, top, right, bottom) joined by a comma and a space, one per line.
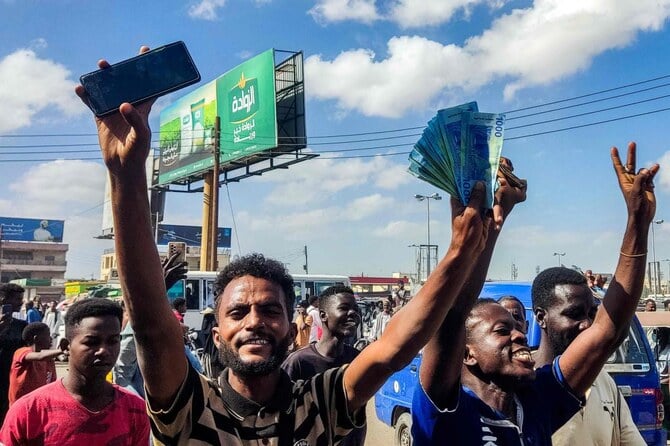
293, 301, 311, 350
372, 299, 393, 340
43, 301, 63, 348
8, 322, 67, 405
305, 294, 322, 343
25, 301, 41, 323
172, 297, 187, 324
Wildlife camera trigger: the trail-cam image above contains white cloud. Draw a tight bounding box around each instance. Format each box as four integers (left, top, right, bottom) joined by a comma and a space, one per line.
260, 155, 411, 206
389, 0, 497, 28
373, 220, 423, 238
0, 47, 82, 133
344, 194, 394, 220
309, 0, 507, 27
309, 0, 380, 24
305, 0, 670, 117
188, 0, 227, 20
8, 160, 106, 215
0, 160, 110, 278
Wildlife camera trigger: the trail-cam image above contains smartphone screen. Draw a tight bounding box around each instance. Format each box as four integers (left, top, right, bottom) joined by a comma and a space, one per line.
80, 41, 201, 116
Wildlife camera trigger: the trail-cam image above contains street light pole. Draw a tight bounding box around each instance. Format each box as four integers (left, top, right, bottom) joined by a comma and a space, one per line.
415, 193, 442, 278
662, 258, 670, 295
651, 219, 664, 295
553, 252, 565, 267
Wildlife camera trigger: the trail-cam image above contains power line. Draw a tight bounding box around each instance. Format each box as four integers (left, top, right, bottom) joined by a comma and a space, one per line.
506, 80, 670, 121
3, 72, 670, 142
507, 93, 670, 131
502, 73, 670, 113
1, 75, 670, 161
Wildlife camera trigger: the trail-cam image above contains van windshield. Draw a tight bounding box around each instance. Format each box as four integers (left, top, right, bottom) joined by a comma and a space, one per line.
603, 323, 651, 373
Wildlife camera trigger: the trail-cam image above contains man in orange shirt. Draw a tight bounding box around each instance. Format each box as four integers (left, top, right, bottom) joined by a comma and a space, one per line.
8, 322, 68, 405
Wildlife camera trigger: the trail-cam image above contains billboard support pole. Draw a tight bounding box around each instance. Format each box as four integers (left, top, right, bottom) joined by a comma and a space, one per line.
209, 116, 221, 271
200, 172, 213, 271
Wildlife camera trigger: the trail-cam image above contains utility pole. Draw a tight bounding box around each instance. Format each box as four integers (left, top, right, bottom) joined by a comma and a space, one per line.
209, 116, 221, 271
511, 261, 518, 281
303, 245, 308, 274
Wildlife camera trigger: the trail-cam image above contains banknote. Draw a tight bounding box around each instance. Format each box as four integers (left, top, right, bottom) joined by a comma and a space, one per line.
407, 101, 506, 208
457, 112, 505, 208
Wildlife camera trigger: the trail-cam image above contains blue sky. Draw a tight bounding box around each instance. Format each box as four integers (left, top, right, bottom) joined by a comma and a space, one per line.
2, 0, 670, 283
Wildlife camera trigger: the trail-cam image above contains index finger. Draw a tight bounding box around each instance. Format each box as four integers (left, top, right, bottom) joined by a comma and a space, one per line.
611, 146, 624, 173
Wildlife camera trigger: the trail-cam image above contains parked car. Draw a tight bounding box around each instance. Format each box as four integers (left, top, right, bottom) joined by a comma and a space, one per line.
374, 281, 667, 446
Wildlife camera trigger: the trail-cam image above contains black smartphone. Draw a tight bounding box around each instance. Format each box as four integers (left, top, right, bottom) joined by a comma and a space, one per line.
80, 41, 201, 117
168, 241, 187, 265
1, 304, 13, 317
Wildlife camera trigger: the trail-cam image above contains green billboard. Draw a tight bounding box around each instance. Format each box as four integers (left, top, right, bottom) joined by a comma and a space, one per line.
158, 80, 217, 184
217, 49, 277, 163
158, 49, 278, 185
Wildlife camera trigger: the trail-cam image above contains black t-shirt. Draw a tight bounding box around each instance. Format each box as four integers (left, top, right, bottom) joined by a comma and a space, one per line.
0, 318, 27, 420
281, 343, 360, 381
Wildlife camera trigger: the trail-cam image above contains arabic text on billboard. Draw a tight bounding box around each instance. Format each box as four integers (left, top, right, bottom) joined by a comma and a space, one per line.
157, 224, 231, 248
0, 217, 65, 242
158, 50, 278, 185
158, 81, 217, 185
218, 49, 277, 164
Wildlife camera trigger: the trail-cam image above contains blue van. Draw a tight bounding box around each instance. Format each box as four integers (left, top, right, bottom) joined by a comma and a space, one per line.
374, 281, 667, 446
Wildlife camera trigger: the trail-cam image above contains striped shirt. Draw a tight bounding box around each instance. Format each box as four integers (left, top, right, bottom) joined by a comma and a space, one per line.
148, 364, 364, 446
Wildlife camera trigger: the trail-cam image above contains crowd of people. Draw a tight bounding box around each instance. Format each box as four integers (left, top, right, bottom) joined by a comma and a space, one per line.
0, 45, 661, 445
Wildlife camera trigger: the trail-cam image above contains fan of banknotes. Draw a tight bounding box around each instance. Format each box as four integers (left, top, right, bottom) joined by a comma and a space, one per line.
408, 101, 519, 209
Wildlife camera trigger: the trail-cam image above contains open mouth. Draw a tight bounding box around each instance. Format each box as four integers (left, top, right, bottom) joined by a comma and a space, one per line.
241, 337, 273, 348
511, 349, 535, 366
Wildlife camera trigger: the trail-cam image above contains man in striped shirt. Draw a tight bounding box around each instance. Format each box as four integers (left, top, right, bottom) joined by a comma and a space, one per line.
76, 45, 497, 445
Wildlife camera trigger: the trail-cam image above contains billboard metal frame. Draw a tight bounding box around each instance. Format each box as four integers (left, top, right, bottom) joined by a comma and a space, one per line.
158, 50, 313, 193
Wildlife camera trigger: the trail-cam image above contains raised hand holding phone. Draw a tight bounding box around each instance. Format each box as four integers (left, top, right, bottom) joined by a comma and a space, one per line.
79, 41, 200, 117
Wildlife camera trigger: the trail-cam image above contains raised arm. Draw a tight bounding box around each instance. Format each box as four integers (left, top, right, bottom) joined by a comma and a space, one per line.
343, 182, 491, 411
75, 46, 187, 408
421, 161, 527, 407
559, 142, 658, 397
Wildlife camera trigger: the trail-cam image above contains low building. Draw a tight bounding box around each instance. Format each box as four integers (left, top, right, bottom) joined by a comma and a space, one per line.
100, 246, 231, 281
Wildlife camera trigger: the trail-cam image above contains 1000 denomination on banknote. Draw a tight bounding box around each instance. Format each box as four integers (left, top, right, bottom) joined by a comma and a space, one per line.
458, 112, 505, 208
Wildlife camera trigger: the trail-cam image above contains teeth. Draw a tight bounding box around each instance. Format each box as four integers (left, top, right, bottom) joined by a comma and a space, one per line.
512, 351, 532, 361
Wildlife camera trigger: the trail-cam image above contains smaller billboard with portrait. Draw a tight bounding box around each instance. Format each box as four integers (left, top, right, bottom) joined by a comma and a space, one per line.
157, 224, 231, 248
0, 217, 65, 242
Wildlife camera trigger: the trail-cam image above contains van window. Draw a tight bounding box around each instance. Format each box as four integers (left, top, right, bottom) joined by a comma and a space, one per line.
185, 279, 200, 310
604, 323, 651, 373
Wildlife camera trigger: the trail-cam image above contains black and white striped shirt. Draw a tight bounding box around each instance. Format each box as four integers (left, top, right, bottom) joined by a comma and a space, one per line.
148, 364, 364, 446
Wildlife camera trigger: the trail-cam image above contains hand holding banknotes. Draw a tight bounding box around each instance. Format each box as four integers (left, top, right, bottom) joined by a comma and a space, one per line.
408, 101, 506, 209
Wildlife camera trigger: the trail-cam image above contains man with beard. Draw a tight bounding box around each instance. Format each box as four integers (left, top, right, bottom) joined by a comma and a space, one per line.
532, 267, 644, 445
412, 143, 657, 445
75, 45, 495, 445
281, 285, 366, 445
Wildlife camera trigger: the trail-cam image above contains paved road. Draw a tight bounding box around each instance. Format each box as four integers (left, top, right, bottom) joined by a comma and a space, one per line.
365, 400, 396, 445
57, 362, 397, 445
